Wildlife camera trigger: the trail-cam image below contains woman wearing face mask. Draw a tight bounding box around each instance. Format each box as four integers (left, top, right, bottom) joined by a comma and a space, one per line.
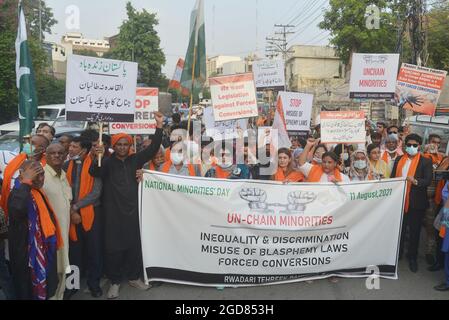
349, 150, 374, 181
367, 144, 390, 179
298, 139, 350, 183
272, 148, 304, 183
160, 142, 200, 177
205, 146, 251, 180
310, 144, 328, 165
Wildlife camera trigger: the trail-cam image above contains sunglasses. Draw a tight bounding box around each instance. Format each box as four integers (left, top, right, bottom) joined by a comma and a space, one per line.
388, 131, 398, 135
406, 143, 419, 148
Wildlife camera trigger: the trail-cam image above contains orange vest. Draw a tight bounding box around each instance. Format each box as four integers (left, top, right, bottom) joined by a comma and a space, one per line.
307, 165, 342, 183
66, 156, 95, 241
274, 168, 304, 182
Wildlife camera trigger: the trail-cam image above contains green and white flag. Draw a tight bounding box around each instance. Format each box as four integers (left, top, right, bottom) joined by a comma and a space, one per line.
16, 1, 38, 146
180, 0, 206, 97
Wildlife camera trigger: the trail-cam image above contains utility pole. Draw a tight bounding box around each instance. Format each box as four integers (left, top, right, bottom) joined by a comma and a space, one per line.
265, 24, 295, 62
409, 0, 427, 66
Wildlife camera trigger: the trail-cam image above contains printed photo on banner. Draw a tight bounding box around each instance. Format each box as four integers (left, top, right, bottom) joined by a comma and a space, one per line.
320, 111, 366, 144
349, 53, 400, 99
210, 73, 259, 122
109, 88, 159, 135
65, 54, 138, 122
252, 60, 286, 91
139, 172, 405, 287
395, 63, 448, 116
202, 107, 247, 141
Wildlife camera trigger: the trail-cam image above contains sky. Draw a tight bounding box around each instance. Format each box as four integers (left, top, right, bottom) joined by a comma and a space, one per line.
44, 0, 330, 77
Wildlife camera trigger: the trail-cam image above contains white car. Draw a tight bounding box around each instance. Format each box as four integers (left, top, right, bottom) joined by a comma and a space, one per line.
0, 104, 66, 135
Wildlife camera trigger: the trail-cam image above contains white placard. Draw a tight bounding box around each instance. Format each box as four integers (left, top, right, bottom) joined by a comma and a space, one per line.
210, 73, 259, 122
202, 107, 247, 141
320, 111, 366, 144
279, 92, 313, 132
253, 59, 285, 89
349, 53, 400, 100
66, 54, 138, 122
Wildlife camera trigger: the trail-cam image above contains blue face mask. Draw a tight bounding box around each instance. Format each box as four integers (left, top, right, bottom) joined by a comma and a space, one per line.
22, 143, 33, 156
406, 146, 419, 156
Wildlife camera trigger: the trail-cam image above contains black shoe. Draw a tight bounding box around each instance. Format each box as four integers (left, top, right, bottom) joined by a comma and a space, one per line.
428, 263, 444, 272
426, 254, 436, 266
434, 283, 449, 292
409, 259, 418, 273
89, 287, 103, 298
63, 289, 78, 300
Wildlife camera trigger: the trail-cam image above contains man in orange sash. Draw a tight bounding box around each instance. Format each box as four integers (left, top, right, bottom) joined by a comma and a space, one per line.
8, 160, 62, 300
64, 136, 103, 298
391, 133, 433, 273
0, 135, 49, 216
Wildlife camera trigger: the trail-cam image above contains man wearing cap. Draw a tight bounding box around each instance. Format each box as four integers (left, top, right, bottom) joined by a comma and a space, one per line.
90, 112, 164, 299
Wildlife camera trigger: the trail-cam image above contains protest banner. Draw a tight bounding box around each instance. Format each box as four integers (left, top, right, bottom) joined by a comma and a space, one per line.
396, 63, 448, 116
65, 54, 138, 122
349, 53, 400, 99
210, 73, 259, 122
278, 92, 313, 132
253, 59, 286, 90
109, 88, 159, 135
203, 107, 247, 141
320, 111, 366, 144
139, 172, 405, 287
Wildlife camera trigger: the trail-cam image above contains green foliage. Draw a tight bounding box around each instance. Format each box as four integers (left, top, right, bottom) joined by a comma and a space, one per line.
0, 0, 62, 124
319, 0, 398, 64
73, 49, 99, 57
108, 2, 168, 88
427, 3, 449, 72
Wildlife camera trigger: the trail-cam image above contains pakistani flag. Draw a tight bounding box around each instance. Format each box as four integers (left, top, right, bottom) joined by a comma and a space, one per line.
180, 0, 206, 97
16, 1, 38, 147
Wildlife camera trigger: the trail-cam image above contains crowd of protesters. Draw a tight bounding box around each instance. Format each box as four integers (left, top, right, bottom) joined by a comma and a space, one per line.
1, 111, 449, 300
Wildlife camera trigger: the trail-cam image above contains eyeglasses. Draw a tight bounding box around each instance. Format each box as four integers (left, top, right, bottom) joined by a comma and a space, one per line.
406, 143, 419, 148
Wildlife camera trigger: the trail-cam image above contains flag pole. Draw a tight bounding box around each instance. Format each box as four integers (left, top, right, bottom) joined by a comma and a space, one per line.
187, 45, 197, 134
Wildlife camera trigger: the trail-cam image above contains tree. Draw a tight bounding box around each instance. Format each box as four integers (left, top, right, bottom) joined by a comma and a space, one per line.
319, 0, 398, 65
427, 3, 449, 72
108, 2, 167, 88
0, 0, 59, 124
73, 49, 99, 57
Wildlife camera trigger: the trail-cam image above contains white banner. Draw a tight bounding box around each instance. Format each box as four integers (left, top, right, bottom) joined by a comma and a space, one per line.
66, 54, 138, 122
109, 88, 159, 135
210, 73, 259, 121
139, 172, 405, 287
349, 53, 400, 100
253, 60, 286, 90
279, 92, 313, 132
321, 111, 366, 144
203, 107, 247, 141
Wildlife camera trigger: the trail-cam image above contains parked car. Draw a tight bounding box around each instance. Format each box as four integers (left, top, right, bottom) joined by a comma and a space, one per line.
404, 115, 449, 155
0, 104, 66, 135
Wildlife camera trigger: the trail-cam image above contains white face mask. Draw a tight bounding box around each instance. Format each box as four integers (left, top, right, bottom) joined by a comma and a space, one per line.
387, 148, 398, 154
342, 153, 349, 162
313, 157, 322, 164
354, 160, 367, 170
171, 153, 184, 165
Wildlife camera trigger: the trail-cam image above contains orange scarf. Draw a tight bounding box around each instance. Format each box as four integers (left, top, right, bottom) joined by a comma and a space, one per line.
165, 148, 171, 162
435, 180, 446, 205
66, 156, 95, 242
395, 154, 421, 213
274, 167, 304, 182
381, 151, 390, 164
148, 162, 156, 171
161, 161, 196, 176
307, 165, 342, 183
213, 165, 232, 179
0, 154, 46, 218
30, 189, 63, 249
423, 153, 443, 166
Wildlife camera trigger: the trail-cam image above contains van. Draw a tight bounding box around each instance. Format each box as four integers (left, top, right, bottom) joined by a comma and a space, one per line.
0, 104, 65, 135
405, 115, 449, 155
